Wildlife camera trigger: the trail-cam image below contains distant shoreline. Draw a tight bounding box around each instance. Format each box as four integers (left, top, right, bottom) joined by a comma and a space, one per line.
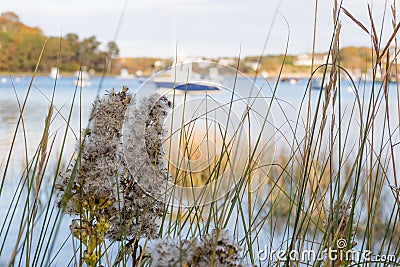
0, 71, 321, 80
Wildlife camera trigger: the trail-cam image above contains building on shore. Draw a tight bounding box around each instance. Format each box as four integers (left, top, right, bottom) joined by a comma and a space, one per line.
293, 53, 330, 67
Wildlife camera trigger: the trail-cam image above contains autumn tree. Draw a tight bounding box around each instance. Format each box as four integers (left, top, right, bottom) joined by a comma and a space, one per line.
0, 11, 119, 73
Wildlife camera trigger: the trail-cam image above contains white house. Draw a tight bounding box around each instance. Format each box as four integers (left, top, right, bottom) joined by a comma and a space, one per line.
293, 53, 330, 66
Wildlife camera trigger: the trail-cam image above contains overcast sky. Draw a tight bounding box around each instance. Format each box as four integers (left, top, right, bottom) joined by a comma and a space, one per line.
0, 0, 397, 58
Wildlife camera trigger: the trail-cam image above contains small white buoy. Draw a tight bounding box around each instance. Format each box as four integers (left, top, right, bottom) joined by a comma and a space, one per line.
15, 77, 21, 82
1, 77, 7, 84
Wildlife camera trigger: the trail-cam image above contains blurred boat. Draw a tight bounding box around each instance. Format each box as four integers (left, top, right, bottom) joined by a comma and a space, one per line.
156, 81, 221, 95
73, 69, 91, 87
49, 67, 61, 79
311, 78, 325, 90
116, 68, 135, 79
153, 61, 222, 94
281, 77, 299, 85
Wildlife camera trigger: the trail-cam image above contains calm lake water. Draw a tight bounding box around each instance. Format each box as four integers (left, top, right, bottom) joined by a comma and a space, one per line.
0, 75, 399, 265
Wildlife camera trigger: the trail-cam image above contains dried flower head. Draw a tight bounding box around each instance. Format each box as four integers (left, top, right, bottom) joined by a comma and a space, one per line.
122, 94, 172, 199
151, 237, 196, 267
56, 88, 172, 265
150, 229, 247, 267
324, 200, 357, 252
322, 201, 357, 266
55, 87, 132, 266
107, 93, 171, 241
56, 87, 132, 217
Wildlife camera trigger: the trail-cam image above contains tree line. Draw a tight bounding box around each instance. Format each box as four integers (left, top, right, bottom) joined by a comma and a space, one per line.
0, 12, 119, 73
